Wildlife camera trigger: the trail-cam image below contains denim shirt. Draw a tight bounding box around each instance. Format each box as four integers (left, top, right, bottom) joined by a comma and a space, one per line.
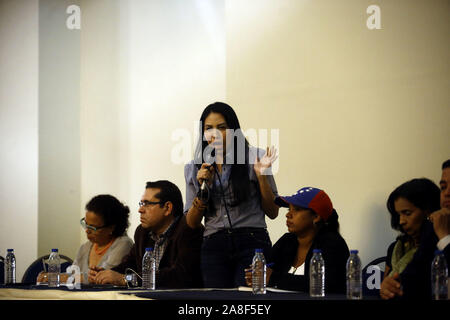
183, 147, 278, 237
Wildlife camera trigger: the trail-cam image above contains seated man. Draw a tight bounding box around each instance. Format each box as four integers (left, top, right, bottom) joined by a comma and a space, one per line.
91, 180, 204, 288
430, 159, 450, 260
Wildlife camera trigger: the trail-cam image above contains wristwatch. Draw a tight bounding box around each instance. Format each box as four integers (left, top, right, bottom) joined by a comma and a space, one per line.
124, 273, 138, 287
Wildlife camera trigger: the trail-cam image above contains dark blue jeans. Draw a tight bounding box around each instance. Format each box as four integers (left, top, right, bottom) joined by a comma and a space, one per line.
201, 228, 272, 288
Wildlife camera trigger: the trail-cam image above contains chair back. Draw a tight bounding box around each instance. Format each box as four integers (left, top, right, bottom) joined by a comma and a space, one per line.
21, 254, 73, 284
362, 256, 386, 296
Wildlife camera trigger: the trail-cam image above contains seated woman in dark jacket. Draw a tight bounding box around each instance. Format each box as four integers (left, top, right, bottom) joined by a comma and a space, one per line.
245, 187, 349, 293
380, 178, 441, 300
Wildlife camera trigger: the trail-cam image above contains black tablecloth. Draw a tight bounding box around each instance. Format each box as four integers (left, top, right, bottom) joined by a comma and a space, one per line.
125, 288, 354, 300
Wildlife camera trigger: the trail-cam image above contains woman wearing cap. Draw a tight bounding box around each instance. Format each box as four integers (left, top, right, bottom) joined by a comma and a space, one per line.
380, 178, 441, 300
184, 102, 279, 288
245, 187, 349, 293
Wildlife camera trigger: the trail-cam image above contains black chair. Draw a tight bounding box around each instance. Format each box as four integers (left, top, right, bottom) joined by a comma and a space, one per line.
0, 256, 4, 284
362, 256, 386, 297
21, 254, 73, 284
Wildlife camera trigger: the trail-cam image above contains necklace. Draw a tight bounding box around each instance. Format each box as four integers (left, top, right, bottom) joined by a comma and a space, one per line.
93, 238, 115, 256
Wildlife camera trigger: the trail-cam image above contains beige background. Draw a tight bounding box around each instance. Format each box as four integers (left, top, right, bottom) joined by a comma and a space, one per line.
1, 0, 449, 281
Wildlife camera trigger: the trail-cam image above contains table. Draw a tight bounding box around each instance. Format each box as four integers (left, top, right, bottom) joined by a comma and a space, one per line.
0, 284, 446, 319
0, 284, 362, 300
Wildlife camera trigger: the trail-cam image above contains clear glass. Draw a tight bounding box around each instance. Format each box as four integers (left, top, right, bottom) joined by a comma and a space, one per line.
80, 217, 106, 232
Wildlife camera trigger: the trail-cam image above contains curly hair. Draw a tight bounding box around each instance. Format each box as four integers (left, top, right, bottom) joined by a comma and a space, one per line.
85, 194, 130, 237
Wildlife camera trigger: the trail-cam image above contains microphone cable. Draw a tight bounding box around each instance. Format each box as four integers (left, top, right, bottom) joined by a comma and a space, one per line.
212, 163, 233, 231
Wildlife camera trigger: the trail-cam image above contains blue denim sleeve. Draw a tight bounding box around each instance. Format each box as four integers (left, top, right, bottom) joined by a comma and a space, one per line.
184, 162, 198, 214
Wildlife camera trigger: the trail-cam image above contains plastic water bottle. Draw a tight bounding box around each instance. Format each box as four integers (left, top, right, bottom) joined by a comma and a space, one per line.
346, 249, 362, 299
431, 250, 448, 300
4, 249, 16, 284
48, 248, 61, 288
142, 247, 156, 290
310, 249, 325, 297
252, 248, 266, 294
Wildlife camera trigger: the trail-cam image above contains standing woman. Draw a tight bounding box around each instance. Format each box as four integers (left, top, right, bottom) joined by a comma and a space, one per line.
184, 102, 279, 288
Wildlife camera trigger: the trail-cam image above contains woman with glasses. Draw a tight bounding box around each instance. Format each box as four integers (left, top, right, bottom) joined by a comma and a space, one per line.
37, 194, 133, 284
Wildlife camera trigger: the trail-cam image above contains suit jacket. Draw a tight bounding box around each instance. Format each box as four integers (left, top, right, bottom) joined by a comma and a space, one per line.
113, 215, 204, 288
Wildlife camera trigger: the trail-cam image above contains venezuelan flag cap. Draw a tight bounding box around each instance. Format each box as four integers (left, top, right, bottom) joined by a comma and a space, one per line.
274, 187, 333, 221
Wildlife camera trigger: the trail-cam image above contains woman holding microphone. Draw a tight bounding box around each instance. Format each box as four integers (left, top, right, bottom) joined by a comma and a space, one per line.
184, 102, 279, 288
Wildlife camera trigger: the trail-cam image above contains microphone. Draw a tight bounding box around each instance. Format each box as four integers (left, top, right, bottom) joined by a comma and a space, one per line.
199, 163, 214, 201
198, 149, 216, 201
200, 179, 208, 192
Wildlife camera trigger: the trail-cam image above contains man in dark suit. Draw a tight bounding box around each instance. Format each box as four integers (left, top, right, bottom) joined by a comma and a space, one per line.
430, 159, 450, 260
91, 180, 204, 288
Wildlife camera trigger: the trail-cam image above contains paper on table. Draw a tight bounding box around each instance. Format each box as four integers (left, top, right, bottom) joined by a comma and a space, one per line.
238, 286, 299, 293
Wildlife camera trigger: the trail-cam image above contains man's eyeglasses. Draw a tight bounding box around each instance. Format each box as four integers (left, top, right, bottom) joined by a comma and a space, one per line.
80, 217, 107, 232
139, 200, 163, 208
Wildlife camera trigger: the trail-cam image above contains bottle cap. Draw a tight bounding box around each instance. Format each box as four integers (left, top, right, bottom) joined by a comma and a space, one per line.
7, 249, 14, 252
350, 250, 359, 254
255, 248, 263, 253
146, 247, 154, 252
313, 249, 322, 253
51, 248, 58, 252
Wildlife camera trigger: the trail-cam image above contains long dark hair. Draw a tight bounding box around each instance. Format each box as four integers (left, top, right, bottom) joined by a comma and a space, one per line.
308, 208, 340, 234
194, 102, 251, 206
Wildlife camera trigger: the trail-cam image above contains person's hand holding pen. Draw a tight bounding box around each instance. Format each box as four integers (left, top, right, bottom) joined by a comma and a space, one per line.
244, 263, 274, 287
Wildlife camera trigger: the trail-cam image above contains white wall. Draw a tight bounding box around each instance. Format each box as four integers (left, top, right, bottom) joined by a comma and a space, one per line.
0, 0, 39, 281
80, 0, 125, 244
38, 0, 81, 259
80, 0, 226, 237
225, 0, 450, 265
79, 0, 450, 268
